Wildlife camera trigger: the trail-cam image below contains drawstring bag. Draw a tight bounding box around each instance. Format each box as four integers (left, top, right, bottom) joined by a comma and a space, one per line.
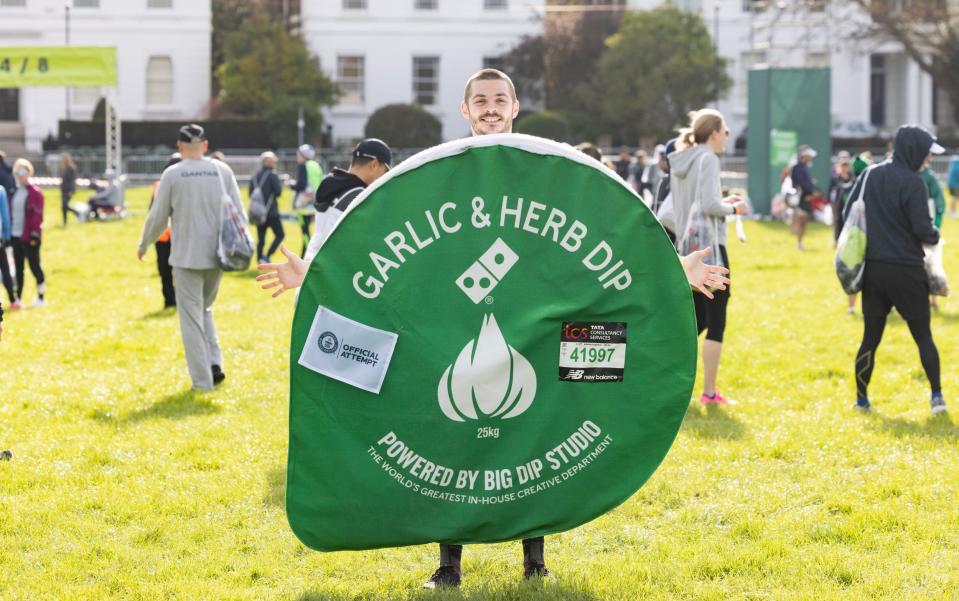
216, 168, 255, 272
677, 155, 725, 269
924, 239, 950, 297
835, 167, 873, 294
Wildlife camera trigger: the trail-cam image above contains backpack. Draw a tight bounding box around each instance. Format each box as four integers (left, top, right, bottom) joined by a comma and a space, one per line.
247, 171, 273, 226
216, 168, 255, 272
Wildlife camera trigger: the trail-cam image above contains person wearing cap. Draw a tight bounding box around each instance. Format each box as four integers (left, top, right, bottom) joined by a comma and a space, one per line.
790, 145, 818, 251
830, 151, 858, 313
639, 144, 666, 205
255, 138, 392, 296
842, 125, 946, 414
290, 144, 324, 256
137, 124, 246, 390
251, 151, 285, 264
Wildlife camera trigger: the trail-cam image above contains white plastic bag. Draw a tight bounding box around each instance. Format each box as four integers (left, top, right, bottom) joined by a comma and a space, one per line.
924, 239, 949, 297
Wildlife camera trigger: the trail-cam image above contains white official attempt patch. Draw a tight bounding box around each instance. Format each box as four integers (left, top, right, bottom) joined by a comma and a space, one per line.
298, 306, 398, 394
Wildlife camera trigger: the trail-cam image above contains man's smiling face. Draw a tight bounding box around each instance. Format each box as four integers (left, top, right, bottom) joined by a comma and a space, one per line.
461, 79, 519, 137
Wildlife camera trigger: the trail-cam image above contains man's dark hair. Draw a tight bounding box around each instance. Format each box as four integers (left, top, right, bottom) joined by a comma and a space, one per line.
463, 69, 517, 103
350, 156, 375, 169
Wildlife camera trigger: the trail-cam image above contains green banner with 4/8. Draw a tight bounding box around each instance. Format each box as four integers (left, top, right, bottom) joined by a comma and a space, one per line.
287, 135, 697, 551
0, 47, 117, 87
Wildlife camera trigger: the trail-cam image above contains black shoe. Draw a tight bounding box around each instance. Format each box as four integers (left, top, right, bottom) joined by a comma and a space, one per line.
0, 450, 11, 461
523, 564, 549, 579
423, 566, 461, 589
211, 365, 226, 385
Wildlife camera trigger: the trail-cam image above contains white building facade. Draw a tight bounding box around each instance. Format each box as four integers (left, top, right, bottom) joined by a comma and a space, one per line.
681, 0, 954, 145
301, 0, 543, 145
307, 0, 952, 148
0, 0, 211, 154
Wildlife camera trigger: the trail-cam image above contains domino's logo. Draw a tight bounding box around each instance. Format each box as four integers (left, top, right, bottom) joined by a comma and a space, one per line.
455, 238, 519, 304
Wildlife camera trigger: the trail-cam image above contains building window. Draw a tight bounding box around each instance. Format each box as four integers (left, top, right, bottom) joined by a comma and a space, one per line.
73, 0, 100, 7
146, 56, 173, 105
870, 54, 886, 127
73, 87, 100, 106
147, 0, 173, 7
343, 0, 367, 8
0, 90, 18, 121
413, 56, 439, 106
484, 0, 507, 9
337, 55, 365, 105
415, 0, 437, 8
0, 0, 27, 7
741, 0, 767, 11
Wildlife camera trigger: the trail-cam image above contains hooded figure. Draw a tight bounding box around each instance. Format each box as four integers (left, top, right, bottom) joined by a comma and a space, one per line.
664, 144, 733, 247
843, 124, 945, 414
843, 125, 940, 266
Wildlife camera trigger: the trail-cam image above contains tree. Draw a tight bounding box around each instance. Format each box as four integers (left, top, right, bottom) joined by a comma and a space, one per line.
598, 5, 731, 144
216, 11, 338, 140
365, 104, 442, 148
514, 111, 572, 142
501, 34, 546, 106
500, 2, 625, 140
543, 1, 626, 140
849, 0, 959, 130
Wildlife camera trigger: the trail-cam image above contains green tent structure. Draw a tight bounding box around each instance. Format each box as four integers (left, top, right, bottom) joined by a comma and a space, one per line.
747, 67, 832, 215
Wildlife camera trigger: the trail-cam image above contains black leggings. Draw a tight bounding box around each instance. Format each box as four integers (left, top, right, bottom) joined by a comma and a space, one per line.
0, 241, 14, 303
256, 214, 285, 260
61, 190, 79, 225
439, 536, 545, 570
856, 313, 940, 399
297, 213, 313, 256
10, 237, 44, 300
694, 245, 730, 343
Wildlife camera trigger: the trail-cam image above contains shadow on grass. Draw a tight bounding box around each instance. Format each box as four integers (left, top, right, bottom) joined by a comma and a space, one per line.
118, 389, 223, 424
867, 411, 958, 441
681, 404, 748, 440
296, 577, 598, 601
140, 307, 177, 321
264, 465, 285, 507
226, 269, 264, 280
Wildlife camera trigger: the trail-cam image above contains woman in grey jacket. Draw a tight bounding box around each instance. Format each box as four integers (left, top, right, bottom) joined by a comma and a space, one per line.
664, 109, 749, 406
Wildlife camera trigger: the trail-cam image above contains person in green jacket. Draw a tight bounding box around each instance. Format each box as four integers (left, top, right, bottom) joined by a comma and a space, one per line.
291, 144, 324, 256
920, 165, 946, 310
920, 165, 945, 229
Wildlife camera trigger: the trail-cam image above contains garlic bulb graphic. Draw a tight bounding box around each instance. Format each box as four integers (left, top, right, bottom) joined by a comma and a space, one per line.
437, 314, 537, 422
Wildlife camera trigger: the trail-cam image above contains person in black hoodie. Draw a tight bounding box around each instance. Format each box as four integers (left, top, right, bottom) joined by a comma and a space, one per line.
843, 125, 945, 414
250, 151, 285, 264
254, 139, 391, 296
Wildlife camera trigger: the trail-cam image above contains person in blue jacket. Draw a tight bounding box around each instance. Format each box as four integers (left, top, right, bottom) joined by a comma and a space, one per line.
0, 185, 15, 308
948, 153, 959, 216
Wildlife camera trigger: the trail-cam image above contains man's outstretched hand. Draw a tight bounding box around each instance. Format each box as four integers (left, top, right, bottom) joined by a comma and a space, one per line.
682, 248, 730, 300
256, 244, 309, 298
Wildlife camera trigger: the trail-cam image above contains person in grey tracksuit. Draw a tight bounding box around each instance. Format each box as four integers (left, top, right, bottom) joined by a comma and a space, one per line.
137, 124, 245, 391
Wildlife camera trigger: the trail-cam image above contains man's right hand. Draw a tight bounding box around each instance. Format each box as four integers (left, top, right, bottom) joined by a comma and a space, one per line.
255, 244, 309, 298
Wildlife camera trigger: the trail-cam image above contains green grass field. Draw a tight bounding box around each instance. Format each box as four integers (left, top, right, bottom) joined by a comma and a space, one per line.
1, 187, 958, 600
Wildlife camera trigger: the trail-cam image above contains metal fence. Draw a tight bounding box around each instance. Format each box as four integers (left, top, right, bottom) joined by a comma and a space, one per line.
34, 148, 957, 192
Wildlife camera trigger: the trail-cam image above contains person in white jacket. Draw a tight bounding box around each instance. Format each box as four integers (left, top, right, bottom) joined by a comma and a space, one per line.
661, 108, 749, 407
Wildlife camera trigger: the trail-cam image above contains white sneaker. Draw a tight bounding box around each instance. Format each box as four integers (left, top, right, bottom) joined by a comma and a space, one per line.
31, 298, 45, 308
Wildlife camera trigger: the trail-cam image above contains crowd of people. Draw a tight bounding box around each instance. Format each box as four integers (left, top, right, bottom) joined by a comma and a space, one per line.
1, 65, 956, 592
